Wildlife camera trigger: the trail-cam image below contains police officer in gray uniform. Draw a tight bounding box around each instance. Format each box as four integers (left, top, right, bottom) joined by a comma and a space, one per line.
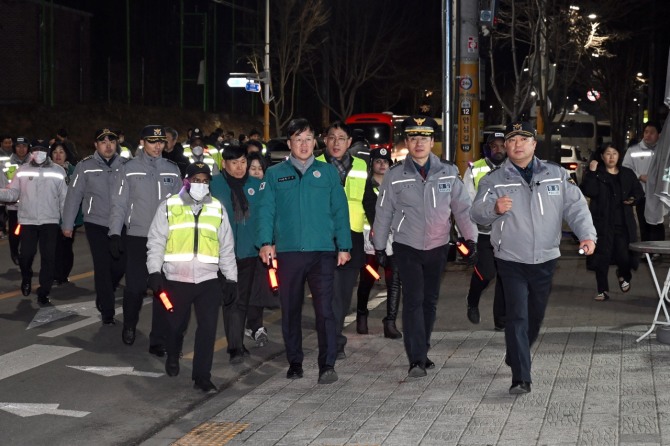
108, 125, 183, 353
62, 128, 127, 325
373, 116, 478, 379
471, 121, 596, 394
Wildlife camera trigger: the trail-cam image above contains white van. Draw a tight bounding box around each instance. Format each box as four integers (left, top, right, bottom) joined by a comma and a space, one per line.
552, 113, 597, 161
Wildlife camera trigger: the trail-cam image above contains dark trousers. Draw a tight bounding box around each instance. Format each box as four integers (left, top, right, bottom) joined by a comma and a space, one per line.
0, 205, 6, 232
8, 209, 19, 259
122, 234, 167, 346
357, 254, 400, 320
19, 224, 59, 297
595, 225, 632, 293
393, 242, 447, 366
164, 278, 221, 381
466, 234, 506, 319
85, 223, 126, 319
637, 200, 665, 242
497, 258, 557, 383
332, 231, 364, 350
277, 251, 337, 371
222, 257, 256, 353
54, 227, 77, 282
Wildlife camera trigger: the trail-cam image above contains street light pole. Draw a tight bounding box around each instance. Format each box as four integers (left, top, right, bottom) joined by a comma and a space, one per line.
263, 0, 271, 141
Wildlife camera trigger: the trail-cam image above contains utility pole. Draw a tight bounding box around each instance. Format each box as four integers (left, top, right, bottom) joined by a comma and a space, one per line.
455, 0, 480, 175
262, 0, 271, 141
441, 0, 452, 161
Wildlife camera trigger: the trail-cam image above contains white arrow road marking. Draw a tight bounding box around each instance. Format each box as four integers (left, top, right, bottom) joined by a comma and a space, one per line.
0, 403, 89, 418
27, 298, 101, 329
67, 366, 163, 378
36, 298, 151, 338
0, 345, 81, 381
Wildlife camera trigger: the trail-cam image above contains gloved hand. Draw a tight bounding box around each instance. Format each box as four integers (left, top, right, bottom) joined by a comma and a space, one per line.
465, 240, 478, 266
109, 234, 124, 260
147, 272, 163, 295
218, 271, 237, 307
375, 250, 388, 268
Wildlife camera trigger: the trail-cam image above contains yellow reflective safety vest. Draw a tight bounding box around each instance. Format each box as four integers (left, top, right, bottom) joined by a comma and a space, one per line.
471, 158, 494, 190
164, 196, 223, 263
316, 154, 367, 232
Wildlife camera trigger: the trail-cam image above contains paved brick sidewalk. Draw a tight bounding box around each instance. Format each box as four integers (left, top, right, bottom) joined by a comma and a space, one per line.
150, 324, 669, 446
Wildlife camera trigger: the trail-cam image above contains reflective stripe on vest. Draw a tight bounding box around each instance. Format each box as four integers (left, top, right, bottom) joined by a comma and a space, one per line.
471, 159, 491, 190
163, 196, 223, 263
316, 155, 368, 232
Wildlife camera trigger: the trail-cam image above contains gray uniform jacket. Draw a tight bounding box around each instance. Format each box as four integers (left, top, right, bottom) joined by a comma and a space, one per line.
108, 154, 182, 237
62, 152, 127, 231
0, 159, 67, 225
146, 189, 237, 284
373, 152, 477, 252
470, 157, 597, 264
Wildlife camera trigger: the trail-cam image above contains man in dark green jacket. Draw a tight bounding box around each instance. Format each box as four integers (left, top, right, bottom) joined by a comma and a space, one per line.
256, 118, 351, 385
210, 145, 264, 364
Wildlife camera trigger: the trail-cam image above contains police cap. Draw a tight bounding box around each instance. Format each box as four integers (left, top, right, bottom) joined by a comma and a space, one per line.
402, 115, 438, 137
505, 121, 536, 140
186, 161, 211, 179
140, 125, 167, 142
95, 128, 118, 140
370, 147, 392, 163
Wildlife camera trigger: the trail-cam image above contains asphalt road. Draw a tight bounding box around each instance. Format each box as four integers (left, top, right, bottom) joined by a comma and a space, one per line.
0, 230, 663, 445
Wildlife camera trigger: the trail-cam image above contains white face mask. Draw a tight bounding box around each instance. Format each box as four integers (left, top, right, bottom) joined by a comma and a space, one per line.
191, 146, 204, 157
32, 151, 47, 164
189, 183, 209, 201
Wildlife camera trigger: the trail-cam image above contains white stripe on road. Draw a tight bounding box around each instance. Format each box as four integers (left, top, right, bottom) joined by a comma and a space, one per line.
0, 345, 81, 381
0, 403, 89, 418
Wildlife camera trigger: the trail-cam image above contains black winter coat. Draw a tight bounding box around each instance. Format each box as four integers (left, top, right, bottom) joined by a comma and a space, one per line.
580, 165, 644, 271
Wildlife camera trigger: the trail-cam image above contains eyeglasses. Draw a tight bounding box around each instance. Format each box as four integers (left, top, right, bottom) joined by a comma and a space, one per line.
97, 136, 117, 142
290, 137, 314, 145
326, 136, 349, 144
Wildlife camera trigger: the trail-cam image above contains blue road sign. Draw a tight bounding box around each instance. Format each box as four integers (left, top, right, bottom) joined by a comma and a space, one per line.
245, 82, 261, 93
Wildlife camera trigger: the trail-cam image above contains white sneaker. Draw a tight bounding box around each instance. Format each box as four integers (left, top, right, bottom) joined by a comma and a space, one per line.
244, 328, 253, 339
253, 327, 268, 347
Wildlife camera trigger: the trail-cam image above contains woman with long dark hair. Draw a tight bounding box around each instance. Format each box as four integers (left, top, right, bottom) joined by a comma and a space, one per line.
580, 144, 644, 301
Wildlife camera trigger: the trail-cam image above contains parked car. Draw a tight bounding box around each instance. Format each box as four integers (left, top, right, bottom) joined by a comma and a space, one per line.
560, 144, 586, 184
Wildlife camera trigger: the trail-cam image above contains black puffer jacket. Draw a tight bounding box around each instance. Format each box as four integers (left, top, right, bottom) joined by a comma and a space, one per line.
580, 164, 644, 271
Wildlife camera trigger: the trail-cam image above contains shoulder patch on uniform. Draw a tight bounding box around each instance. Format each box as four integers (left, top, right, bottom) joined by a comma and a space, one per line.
567, 177, 577, 185
81, 155, 94, 162
440, 159, 455, 165
390, 160, 404, 170
484, 165, 502, 176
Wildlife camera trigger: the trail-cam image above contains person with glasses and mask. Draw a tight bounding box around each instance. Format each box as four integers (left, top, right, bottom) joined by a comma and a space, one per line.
0, 139, 67, 305
316, 121, 368, 359
108, 125, 182, 353
256, 118, 351, 385
146, 162, 237, 393
62, 129, 128, 324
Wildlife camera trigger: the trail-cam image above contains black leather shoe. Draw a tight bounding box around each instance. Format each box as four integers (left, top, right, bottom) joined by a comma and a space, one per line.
336, 346, 346, 360
37, 294, 50, 305
286, 363, 303, 379
193, 378, 218, 393
467, 306, 480, 324
165, 356, 179, 377
101, 316, 116, 325
122, 325, 136, 345
494, 317, 505, 331
21, 279, 31, 296
149, 344, 166, 357
229, 349, 245, 364
509, 381, 531, 394
425, 358, 435, 369
408, 362, 427, 378
318, 368, 338, 384
383, 319, 403, 339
